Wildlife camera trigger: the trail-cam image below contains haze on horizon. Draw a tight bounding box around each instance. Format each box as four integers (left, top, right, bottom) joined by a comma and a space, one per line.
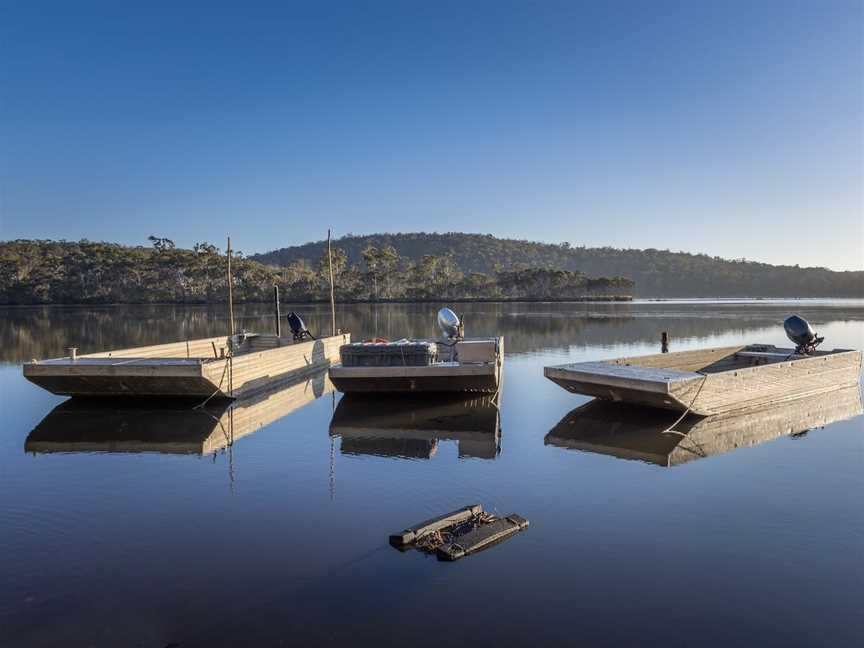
2, 1, 862, 271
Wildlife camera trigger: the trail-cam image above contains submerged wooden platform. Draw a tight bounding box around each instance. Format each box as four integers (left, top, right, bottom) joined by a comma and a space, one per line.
23, 332, 349, 400
437, 514, 529, 561
545, 385, 863, 467
329, 394, 501, 459
25, 369, 334, 455
329, 337, 503, 394
389, 504, 529, 561
544, 344, 861, 415
390, 504, 483, 546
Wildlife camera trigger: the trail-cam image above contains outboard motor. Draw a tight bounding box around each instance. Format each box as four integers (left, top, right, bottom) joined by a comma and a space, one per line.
437, 308, 463, 340
287, 312, 315, 341
784, 314, 823, 355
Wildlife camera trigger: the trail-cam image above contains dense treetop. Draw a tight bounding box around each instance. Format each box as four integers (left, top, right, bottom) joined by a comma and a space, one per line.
252, 232, 863, 297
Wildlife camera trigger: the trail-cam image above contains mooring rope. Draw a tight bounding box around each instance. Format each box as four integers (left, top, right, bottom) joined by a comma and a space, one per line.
660, 371, 709, 437
193, 350, 231, 410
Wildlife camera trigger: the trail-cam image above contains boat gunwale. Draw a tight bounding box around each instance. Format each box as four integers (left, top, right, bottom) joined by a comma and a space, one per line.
23, 333, 347, 368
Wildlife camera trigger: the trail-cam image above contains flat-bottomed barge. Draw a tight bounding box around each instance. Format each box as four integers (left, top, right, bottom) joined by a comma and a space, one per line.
23, 332, 349, 400
545, 344, 861, 416
329, 336, 503, 394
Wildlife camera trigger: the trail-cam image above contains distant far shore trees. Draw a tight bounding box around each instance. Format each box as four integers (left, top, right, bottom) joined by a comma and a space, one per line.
252, 232, 864, 298
0, 239, 634, 305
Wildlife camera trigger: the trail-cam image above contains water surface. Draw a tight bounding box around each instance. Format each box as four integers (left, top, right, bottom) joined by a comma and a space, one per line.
1, 300, 862, 646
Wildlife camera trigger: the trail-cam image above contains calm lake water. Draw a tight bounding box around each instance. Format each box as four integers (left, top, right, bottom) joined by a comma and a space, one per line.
1, 300, 863, 647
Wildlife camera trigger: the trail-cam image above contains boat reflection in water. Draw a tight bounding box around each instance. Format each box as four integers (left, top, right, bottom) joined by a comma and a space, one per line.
26, 370, 334, 456
545, 386, 863, 467
329, 394, 501, 460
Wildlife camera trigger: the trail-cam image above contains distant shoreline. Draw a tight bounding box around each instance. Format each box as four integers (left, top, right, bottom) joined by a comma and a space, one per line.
4, 295, 864, 308
0, 295, 634, 307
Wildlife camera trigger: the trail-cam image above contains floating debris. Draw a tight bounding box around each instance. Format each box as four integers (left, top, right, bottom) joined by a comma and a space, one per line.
390, 504, 528, 561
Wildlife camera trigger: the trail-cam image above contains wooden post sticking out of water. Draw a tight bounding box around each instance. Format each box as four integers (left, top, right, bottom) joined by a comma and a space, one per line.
661, 331, 669, 353
327, 229, 336, 336
273, 284, 282, 337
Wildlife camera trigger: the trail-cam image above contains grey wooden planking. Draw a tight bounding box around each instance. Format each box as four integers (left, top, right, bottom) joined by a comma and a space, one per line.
330, 336, 503, 394
35, 358, 203, 366
23, 333, 349, 398
545, 345, 862, 415
548, 361, 702, 383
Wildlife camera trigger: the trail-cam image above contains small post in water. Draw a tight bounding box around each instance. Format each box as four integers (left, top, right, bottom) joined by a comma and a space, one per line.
273, 284, 282, 337
67, 347, 78, 361
661, 331, 669, 353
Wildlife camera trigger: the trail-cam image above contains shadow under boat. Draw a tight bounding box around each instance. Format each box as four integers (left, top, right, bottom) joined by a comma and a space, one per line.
329, 394, 501, 460
25, 369, 334, 455
545, 386, 863, 467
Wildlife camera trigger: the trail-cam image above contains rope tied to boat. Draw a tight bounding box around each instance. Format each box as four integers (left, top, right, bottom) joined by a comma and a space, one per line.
660, 371, 709, 437
193, 349, 232, 410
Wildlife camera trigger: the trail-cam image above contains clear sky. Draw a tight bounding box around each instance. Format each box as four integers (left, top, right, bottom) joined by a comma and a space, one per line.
2, 0, 862, 269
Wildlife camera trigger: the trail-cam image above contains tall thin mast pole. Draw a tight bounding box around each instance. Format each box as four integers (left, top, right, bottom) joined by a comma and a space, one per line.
227, 236, 235, 337
327, 229, 336, 336
227, 236, 235, 397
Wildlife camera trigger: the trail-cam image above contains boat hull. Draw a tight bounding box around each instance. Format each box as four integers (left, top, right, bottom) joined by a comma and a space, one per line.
545, 345, 862, 415
329, 371, 500, 394
23, 334, 349, 400
329, 337, 503, 394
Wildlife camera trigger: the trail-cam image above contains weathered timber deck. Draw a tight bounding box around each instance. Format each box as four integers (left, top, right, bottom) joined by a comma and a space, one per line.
23, 333, 349, 399
329, 337, 503, 394
545, 345, 861, 415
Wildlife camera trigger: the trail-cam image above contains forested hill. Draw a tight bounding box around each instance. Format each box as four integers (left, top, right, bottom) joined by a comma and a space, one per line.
0, 239, 631, 304
252, 232, 863, 297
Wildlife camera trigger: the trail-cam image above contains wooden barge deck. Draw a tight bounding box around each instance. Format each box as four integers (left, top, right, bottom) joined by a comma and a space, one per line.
329, 336, 503, 394
545, 344, 861, 416
23, 332, 349, 400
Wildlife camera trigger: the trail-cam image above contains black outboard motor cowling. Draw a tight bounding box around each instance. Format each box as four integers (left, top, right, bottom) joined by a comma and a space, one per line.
287, 312, 315, 341
784, 315, 823, 355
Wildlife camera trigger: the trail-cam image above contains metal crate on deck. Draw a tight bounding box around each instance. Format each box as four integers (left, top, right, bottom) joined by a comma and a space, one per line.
339, 341, 438, 367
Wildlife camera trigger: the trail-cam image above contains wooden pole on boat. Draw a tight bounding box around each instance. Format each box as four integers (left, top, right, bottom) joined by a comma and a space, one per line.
327, 229, 336, 336
227, 236, 235, 396
273, 284, 282, 337
227, 236, 235, 338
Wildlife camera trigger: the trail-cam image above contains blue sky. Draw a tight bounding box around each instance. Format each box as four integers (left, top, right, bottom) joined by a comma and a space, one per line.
2, 0, 862, 269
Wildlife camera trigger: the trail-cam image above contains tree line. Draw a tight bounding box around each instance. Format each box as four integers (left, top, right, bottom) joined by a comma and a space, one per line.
0, 239, 633, 305
253, 232, 864, 297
